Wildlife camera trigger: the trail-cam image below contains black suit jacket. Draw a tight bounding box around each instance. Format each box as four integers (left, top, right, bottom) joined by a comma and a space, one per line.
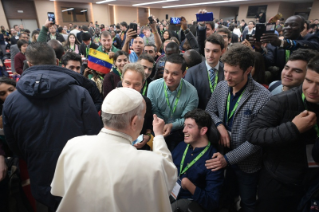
79, 42, 99, 57
185, 60, 224, 110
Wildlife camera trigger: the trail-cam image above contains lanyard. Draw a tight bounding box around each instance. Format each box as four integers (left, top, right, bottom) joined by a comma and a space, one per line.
285, 50, 290, 62
226, 89, 245, 122
301, 93, 319, 137
86, 46, 90, 56
207, 69, 218, 93
142, 80, 148, 96
70, 44, 75, 51
180, 142, 211, 176
164, 80, 183, 117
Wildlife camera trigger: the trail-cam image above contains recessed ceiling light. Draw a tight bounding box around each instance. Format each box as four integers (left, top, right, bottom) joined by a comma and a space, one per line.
133, 0, 178, 6
96, 0, 116, 4
162, 0, 249, 8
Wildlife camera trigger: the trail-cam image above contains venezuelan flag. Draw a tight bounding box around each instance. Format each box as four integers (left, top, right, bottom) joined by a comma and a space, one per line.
88, 48, 113, 74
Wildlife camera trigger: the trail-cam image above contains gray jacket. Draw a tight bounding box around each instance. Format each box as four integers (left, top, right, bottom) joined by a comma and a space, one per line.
206, 77, 270, 173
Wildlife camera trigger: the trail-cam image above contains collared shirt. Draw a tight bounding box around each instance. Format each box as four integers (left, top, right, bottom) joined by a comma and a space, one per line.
172, 142, 223, 210
205, 60, 219, 76
129, 51, 139, 63
224, 81, 248, 131
147, 78, 199, 131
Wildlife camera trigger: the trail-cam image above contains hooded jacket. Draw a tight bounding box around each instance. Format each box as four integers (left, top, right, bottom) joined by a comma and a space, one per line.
3, 65, 102, 210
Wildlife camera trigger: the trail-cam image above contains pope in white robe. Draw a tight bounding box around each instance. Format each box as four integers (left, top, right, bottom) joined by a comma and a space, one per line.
50, 87, 178, 212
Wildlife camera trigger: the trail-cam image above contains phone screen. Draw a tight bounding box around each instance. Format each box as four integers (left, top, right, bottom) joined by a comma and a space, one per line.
196, 12, 214, 22
266, 24, 276, 32
170, 17, 181, 25
47, 12, 55, 24
255, 23, 266, 42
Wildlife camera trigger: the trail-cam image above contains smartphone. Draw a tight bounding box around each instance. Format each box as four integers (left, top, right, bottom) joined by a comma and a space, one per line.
255, 23, 266, 42
265, 23, 276, 33
47, 12, 55, 24
129, 23, 137, 38
170, 17, 181, 25
196, 12, 214, 22
148, 16, 154, 24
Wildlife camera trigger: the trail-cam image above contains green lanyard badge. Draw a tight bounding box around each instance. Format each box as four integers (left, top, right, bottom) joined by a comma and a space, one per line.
142, 80, 148, 96
226, 89, 245, 123
285, 50, 290, 63
207, 69, 218, 93
180, 142, 211, 176
301, 93, 319, 137
164, 80, 183, 117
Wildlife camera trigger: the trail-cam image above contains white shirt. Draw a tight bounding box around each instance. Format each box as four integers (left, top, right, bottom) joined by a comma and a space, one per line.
51, 128, 177, 212
69, 29, 80, 36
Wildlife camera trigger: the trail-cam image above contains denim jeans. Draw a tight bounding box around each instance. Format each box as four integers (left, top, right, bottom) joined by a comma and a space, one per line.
222, 164, 259, 212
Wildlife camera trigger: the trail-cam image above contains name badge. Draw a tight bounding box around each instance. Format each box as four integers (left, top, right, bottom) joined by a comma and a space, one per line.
170, 179, 181, 200
306, 144, 319, 168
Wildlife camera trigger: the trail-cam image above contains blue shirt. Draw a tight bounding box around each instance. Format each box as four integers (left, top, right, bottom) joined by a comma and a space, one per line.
129, 51, 139, 63
172, 142, 224, 210
147, 78, 199, 131
224, 82, 248, 131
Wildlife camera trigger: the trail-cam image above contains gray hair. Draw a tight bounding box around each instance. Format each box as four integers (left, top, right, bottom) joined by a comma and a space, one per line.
101, 101, 145, 130
121, 63, 146, 83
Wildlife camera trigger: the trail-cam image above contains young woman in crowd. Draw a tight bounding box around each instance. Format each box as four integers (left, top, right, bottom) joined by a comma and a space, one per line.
102, 51, 129, 98
64, 33, 80, 54
31, 30, 39, 43
14, 40, 28, 75
161, 30, 171, 43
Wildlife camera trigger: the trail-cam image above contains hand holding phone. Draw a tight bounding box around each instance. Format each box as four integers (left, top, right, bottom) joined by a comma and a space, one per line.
128, 23, 137, 38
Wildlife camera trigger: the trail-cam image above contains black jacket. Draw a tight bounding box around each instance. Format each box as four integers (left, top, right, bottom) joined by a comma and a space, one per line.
3, 65, 102, 210
79, 42, 99, 58
185, 61, 224, 110
246, 86, 319, 184
46, 32, 65, 43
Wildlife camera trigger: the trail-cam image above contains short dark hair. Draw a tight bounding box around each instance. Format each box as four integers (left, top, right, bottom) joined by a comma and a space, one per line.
165, 53, 187, 73
101, 31, 111, 38
289, 49, 317, 63
120, 22, 128, 28
19, 32, 28, 38
82, 32, 91, 41
25, 42, 56, 65
113, 50, 129, 62
217, 28, 231, 40
82, 25, 89, 31
184, 109, 212, 135
138, 54, 154, 63
248, 21, 255, 25
61, 52, 82, 66
144, 43, 157, 53
17, 40, 28, 51
57, 27, 63, 33
307, 54, 319, 73
205, 21, 215, 30
205, 33, 225, 50
184, 49, 202, 68
165, 42, 180, 55
47, 39, 64, 60
221, 43, 255, 72
0, 77, 16, 88
73, 25, 77, 29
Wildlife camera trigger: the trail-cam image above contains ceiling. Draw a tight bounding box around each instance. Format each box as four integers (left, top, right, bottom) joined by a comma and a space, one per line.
34, 0, 314, 8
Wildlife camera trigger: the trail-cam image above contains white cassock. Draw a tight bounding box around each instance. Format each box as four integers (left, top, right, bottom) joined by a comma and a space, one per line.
51, 128, 178, 212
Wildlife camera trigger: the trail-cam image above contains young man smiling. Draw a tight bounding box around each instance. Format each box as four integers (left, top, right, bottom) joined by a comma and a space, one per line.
170, 109, 224, 212
205, 44, 270, 212
147, 54, 199, 151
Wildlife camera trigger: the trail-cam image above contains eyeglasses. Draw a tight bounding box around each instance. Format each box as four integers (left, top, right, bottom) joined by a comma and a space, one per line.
144, 50, 154, 54
143, 65, 153, 71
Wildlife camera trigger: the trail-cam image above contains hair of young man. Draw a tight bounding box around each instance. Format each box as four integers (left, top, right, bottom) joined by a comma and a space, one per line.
102, 102, 145, 130
248, 21, 255, 25
184, 108, 212, 136
165, 42, 180, 54
307, 54, 319, 74
81, 32, 91, 41
184, 49, 202, 68
217, 28, 231, 39
289, 49, 317, 63
82, 25, 89, 31
221, 43, 255, 72
25, 42, 56, 66
73, 25, 78, 29
170, 37, 180, 45
144, 43, 157, 53
205, 21, 215, 30
113, 50, 129, 62
61, 52, 82, 66
121, 63, 146, 83
17, 40, 28, 51
138, 53, 155, 64
0, 77, 16, 88
165, 53, 187, 73
205, 33, 225, 50
57, 27, 63, 33
101, 31, 111, 38
47, 39, 64, 60
19, 32, 28, 39
120, 22, 128, 28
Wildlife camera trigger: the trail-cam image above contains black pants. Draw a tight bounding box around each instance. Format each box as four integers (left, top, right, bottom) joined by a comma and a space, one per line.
256, 168, 303, 212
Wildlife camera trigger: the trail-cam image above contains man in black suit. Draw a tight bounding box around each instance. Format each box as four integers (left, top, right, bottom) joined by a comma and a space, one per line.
185, 34, 225, 110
